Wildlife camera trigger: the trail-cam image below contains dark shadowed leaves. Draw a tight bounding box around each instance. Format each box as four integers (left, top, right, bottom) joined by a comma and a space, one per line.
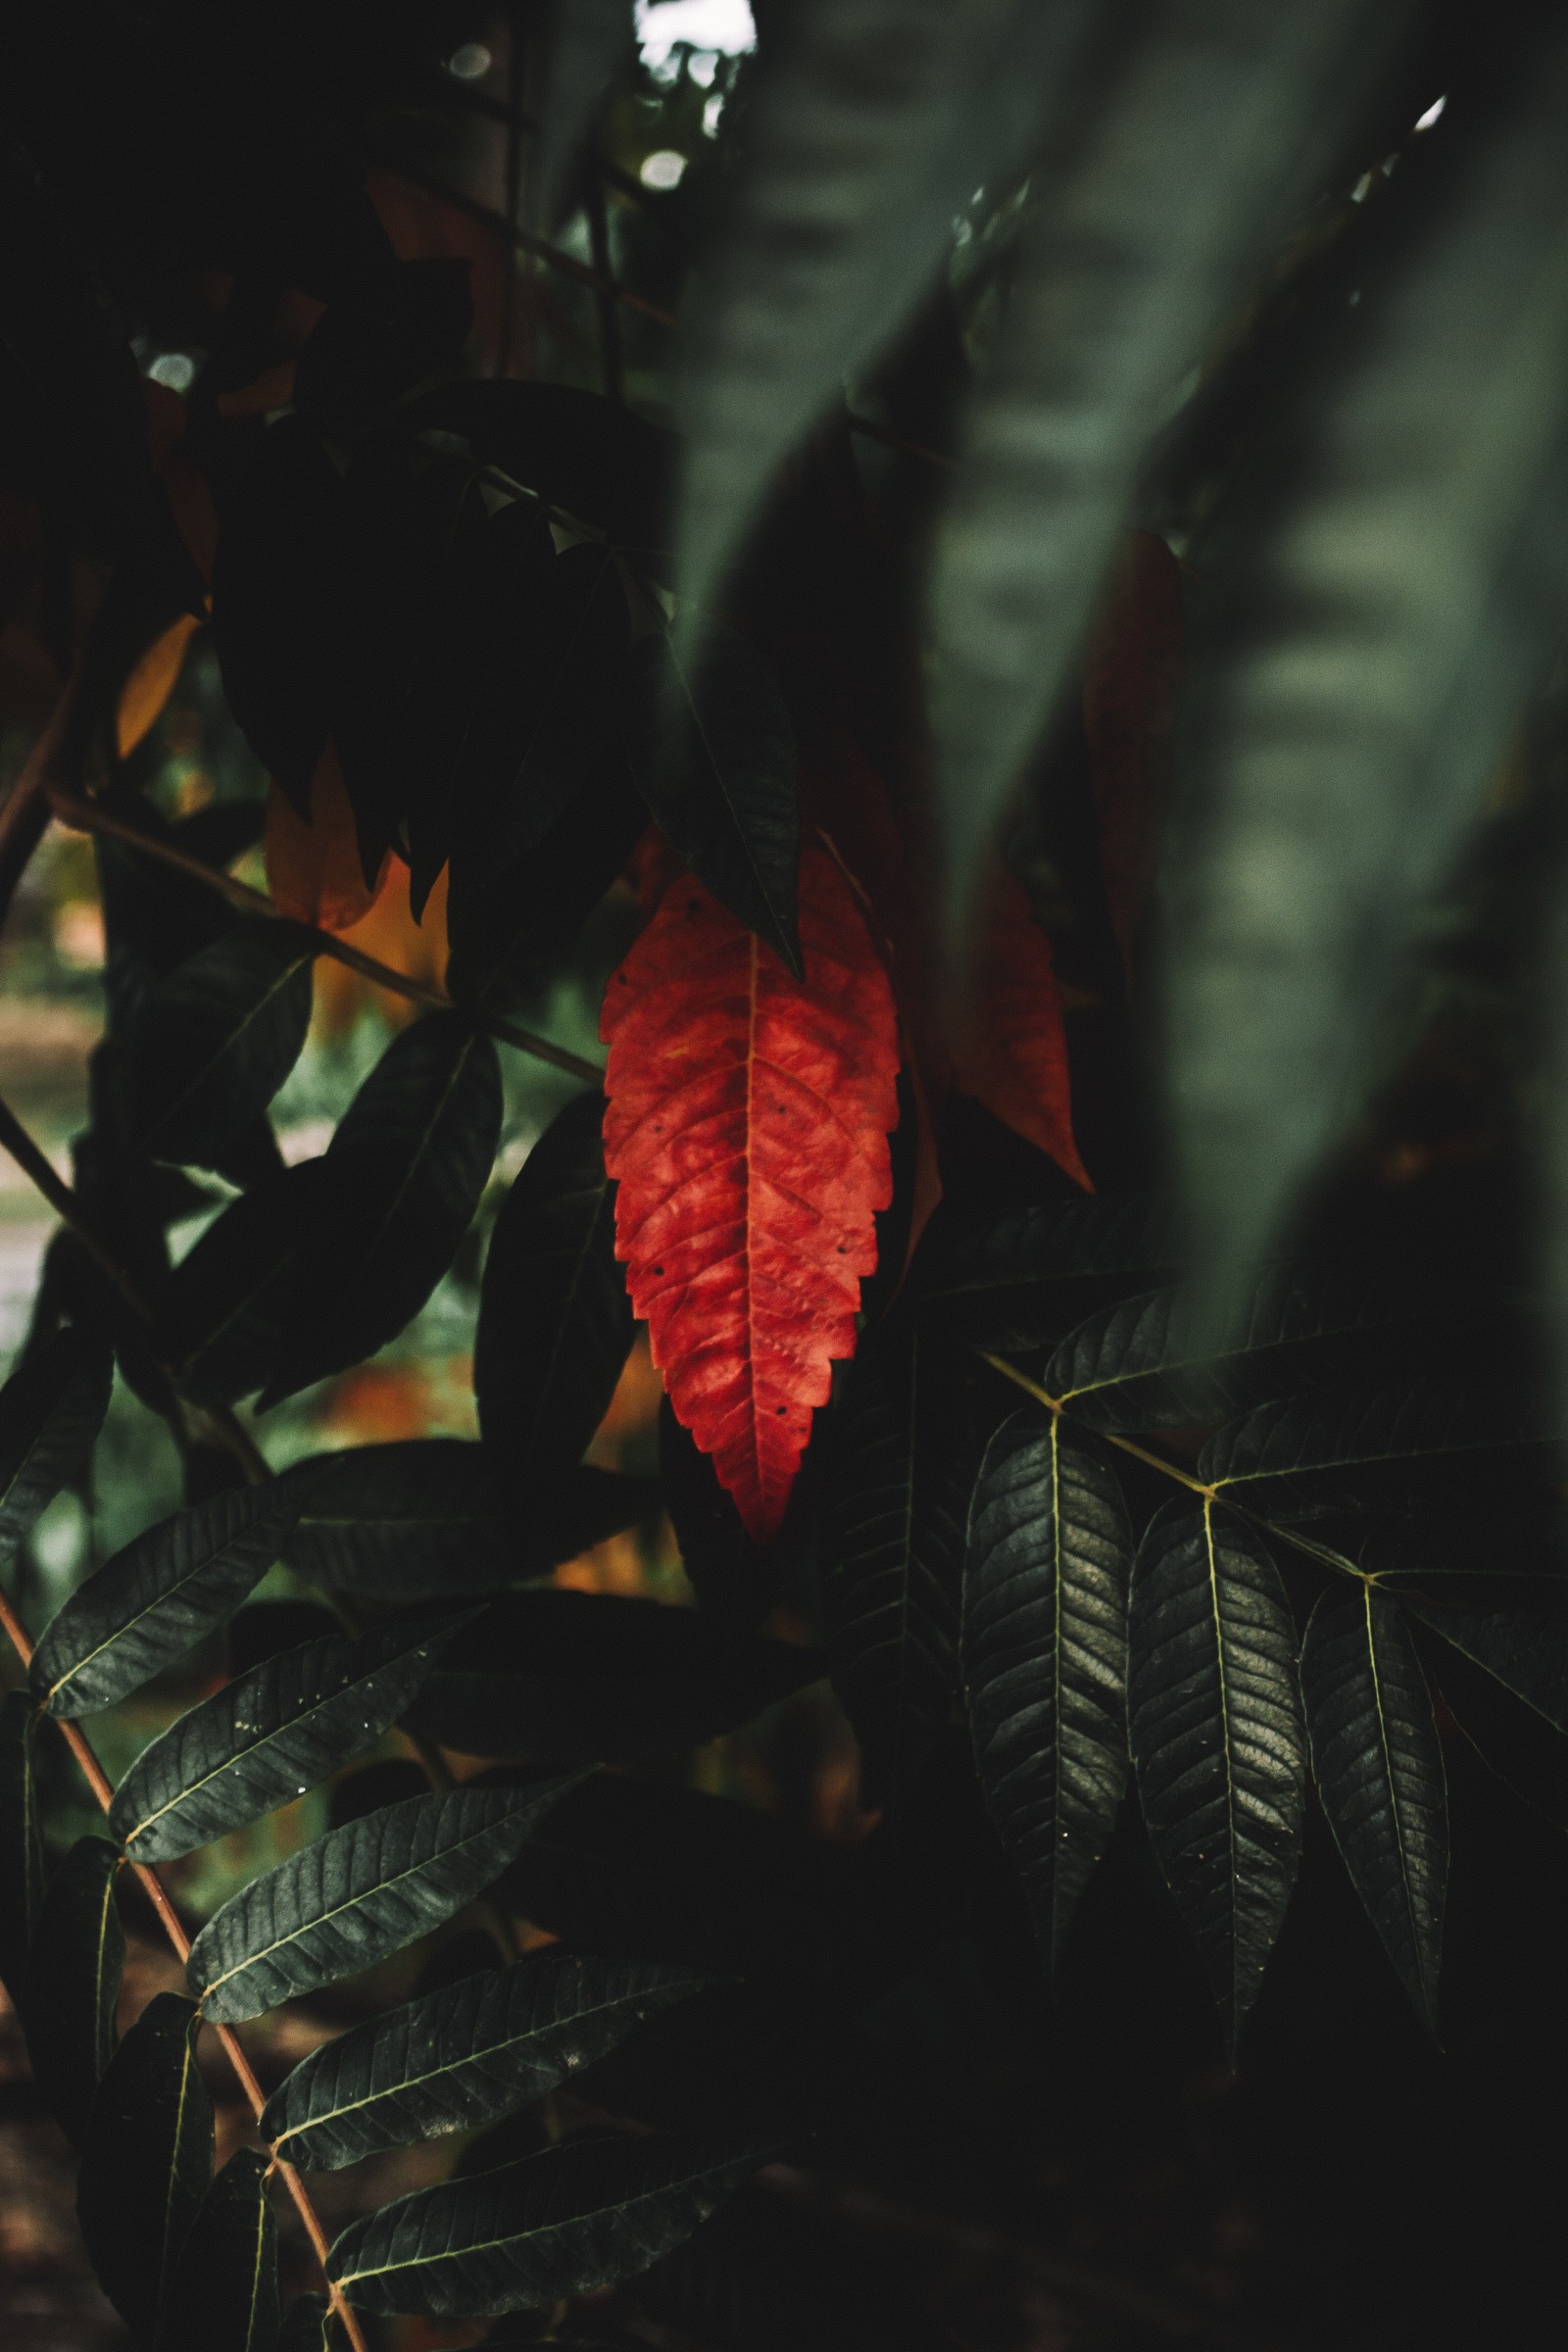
159, 2148, 282, 2352
22, 1836, 123, 2145
129, 920, 316, 1168
1409, 1601, 1568, 1735
327, 2130, 774, 2317
31, 1481, 304, 1719
110, 1616, 457, 1862
917, 1194, 1183, 1351
211, 416, 341, 810
406, 1592, 823, 1765
187, 1782, 575, 2023
75, 1993, 213, 2342
264, 1953, 707, 2171
821, 1322, 973, 1813
1128, 1499, 1306, 2053
475, 1091, 633, 1492
1301, 1589, 1446, 2032
660, 1399, 786, 1642
294, 257, 473, 437
962, 1410, 1132, 1968
0, 1329, 113, 1566
264, 1015, 502, 1403
162, 1159, 326, 1408
620, 626, 801, 975
0, 1692, 42, 2009
1199, 1384, 1561, 1522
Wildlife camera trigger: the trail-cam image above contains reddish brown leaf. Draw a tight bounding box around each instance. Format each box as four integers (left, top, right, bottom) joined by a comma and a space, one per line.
602, 842, 901, 1541
1083, 529, 1184, 987
953, 867, 1092, 1193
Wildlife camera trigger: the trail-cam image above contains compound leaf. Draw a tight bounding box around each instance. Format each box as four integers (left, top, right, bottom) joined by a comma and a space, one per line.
0, 1329, 113, 1567
75, 1992, 213, 2342
159, 2147, 282, 2352
22, 1835, 123, 2145
130, 919, 316, 1168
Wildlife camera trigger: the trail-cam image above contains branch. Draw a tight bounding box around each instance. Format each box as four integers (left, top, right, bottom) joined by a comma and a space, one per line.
48, 787, 604, 1085
0, 1581, 370, 2352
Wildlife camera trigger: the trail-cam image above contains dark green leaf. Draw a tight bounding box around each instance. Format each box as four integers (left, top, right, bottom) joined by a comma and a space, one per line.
961, 1411, 1132, 1969
109, 1616, 458, 1863
1127, 1498, 1307, 2053
931, 0, 1377, 905
75, 1992, 214, 2342
917, 1195, 1182, 1350
31, 1481, 304, 1720
264, 1952, 708, 2170
0, 1691, 42, 2008
406, 1592, 823, 1765
1408, 1602, 1568, 1735
263, 1013, 503, 1403
277, 2295, 334, 2352
294, 257, 472, 438
21, 1835, 123, 2145
211, 416, 341, 809
531, 0, 637, 228
187, 1781, 576, 2023
1360, 1500, 1568, 1592
1167, 41, 1568, 1280
130, 918, 317, 1167
676, 0, 1071, 620
162, 1160, 325, 1408
1045, 1267, 1466, 1434
159, 2147, 282, 2352
1199, 1385, 1559, 1522
659, 1399, 783, 1642
278, 1439, 652, 1594
821, 1322, 972, 1813
327, 2130, 774, 2317
475, 1091, 633, 1492
0, 1328, 113, 1567
1300, 1589, 1446, 2033
620, 626, 801, 976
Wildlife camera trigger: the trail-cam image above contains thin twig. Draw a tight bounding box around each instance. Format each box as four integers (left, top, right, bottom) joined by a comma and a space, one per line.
47, 787, 604, 1085
0, 1582, 371, 2351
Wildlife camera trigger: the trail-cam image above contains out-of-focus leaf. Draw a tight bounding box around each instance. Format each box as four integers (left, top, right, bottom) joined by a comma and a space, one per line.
531, 0, 637, 229
264, 1014, 502, 1404
1167, 34, 1568, 1280
0, 1692, 42, 2009
31, 1482, 304, 1719
162, 1159, 325, 1408
327, 2131, 776, 2317
406, 1592, 822, 1764
211, 415, 341, 810
110, 1616, 456, 1862
129, 919, 316, 1168
187, 1782, 575, 2024
22, 1836, 123, 2146
75, 1993, 213, 2343
931, 0, 1378, 908
676, 0, 1078, 621
474, 1091, 634, 1494
264, 1953, 707, 2170
620, 626, 801, 976
158, 2148, 282, 2352
1300, 1589, 1446, 2032
948, 867, 1090, 1187
820, 1321, 973, 1812
962, 1410, 1132, 1968
1128, 1498, 1306, 2053
1084, 531, 1186, 987
0, 1329, 112, 1567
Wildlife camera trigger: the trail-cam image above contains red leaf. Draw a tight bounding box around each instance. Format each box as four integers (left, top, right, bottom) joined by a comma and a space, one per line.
953, 867, 1092, 1193
1083, 529, 1184, 987
602, 843, 901, 1542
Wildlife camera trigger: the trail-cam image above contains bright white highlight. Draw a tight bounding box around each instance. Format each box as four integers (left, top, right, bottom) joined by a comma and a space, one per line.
636, 0, 756, 69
